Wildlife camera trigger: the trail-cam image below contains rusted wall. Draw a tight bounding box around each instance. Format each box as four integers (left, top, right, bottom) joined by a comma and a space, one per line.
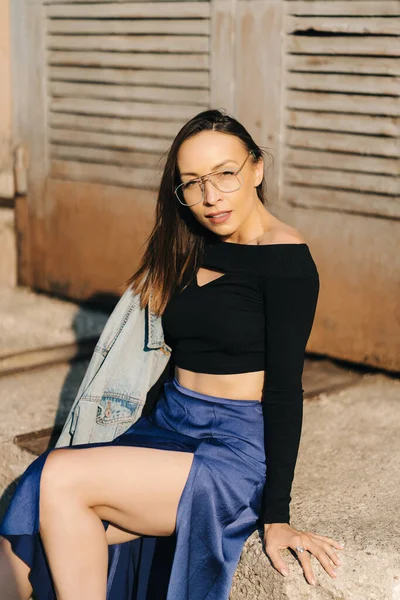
277, 203, 400, 372
272, 0, 400, 372
16, 180, 157, 301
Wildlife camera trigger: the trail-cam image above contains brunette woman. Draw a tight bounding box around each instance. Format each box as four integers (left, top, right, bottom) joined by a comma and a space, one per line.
0, 109, 344, 600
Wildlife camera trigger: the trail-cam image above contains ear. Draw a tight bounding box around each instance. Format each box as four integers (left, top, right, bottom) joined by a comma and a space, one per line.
254, 156, 264, 187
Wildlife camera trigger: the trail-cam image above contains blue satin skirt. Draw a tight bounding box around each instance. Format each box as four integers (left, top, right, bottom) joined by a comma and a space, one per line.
0, 376, 267, 599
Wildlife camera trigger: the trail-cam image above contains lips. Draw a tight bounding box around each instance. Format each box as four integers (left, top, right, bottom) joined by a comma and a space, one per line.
205, 211, 232, 218
205, 210, 232, 224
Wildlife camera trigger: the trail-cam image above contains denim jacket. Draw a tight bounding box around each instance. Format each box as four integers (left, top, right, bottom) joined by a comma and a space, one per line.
55, 286, 172, 448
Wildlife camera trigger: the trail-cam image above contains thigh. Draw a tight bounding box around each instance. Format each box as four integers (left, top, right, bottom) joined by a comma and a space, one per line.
41, 446, 194, 537
0, 537, 32, 600
105, 524, 142, 545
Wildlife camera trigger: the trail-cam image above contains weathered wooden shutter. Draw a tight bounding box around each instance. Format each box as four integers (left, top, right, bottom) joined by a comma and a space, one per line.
46, 0, 211, 190
281, 0, 399, 218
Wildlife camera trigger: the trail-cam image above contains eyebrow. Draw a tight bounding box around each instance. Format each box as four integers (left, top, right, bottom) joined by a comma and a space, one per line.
180, 159, 238, 177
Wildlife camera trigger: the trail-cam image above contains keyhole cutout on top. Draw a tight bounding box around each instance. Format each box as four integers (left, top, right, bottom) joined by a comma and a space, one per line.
196, 267, 226, 288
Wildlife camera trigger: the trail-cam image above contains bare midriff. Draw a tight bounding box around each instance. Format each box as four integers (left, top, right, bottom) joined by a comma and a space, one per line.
175, 366, 265, 402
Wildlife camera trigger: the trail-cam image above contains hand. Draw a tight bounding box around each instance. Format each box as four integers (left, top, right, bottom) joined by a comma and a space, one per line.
263, 522, 345, 586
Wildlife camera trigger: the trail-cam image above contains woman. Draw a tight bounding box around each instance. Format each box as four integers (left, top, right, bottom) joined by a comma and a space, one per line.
0, 109, 344, 599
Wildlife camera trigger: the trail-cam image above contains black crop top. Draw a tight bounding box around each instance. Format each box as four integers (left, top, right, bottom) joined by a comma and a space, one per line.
161, 240, 320, 524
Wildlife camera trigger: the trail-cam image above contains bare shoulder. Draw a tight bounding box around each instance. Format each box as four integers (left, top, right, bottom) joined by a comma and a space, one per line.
257, 223, 307, 246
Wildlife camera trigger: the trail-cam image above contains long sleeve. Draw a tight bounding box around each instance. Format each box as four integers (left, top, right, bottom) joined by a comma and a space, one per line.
261, 261, 320, 524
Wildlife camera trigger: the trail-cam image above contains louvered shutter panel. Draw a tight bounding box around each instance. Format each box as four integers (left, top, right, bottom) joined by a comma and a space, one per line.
46, 0, 211, 189
281, 1, 399, 218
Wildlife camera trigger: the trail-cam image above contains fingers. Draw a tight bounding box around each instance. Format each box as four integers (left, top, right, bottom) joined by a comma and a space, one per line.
291, 535, 342, 586
305, 539, 338, 579
308, 532, 345, 551
291, 541, 316, 586
265, 546, 290, 578
316, 540, 342, 567
263, 527, 345, 586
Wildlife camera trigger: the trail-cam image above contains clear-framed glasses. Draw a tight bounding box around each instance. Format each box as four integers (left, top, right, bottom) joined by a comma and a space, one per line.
174, 150, 255, 207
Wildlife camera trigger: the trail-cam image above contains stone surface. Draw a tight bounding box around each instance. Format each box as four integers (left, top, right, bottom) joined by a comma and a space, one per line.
232, 373, 400, 599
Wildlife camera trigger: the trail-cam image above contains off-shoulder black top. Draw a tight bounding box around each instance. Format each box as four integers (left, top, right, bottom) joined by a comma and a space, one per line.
161, 240, 320, 524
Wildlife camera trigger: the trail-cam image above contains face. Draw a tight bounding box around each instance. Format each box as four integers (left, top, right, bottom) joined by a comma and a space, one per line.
176, 131, 264, 239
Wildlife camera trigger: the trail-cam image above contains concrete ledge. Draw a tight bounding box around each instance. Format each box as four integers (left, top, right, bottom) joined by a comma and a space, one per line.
232, 374, 400, 599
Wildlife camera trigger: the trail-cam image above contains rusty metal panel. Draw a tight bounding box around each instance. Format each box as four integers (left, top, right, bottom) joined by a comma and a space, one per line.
14, 185, 154, 299
277, 203, 400, 372
30, 179, 156, 302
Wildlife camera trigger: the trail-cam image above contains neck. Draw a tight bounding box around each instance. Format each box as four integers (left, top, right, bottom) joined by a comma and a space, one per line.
220, 202, 275, 245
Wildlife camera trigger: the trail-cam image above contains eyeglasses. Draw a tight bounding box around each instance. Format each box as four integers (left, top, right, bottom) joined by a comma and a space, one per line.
174, 151, 255, 207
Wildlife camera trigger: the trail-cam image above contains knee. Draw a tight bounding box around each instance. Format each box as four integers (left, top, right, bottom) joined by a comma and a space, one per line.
40, 449, 77, 511
0, 536, 11, 560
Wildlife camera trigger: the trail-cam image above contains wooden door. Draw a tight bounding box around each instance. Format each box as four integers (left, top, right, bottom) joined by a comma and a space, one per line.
277, 0, 400, 370
12, 0, 215, 302
281, 0, 399, 218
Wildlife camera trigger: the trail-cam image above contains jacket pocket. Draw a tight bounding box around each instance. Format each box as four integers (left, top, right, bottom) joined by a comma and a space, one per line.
90, 394, 144, 443
96, 395, 142, 425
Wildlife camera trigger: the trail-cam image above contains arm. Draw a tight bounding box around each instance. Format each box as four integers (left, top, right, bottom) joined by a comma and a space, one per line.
261, 265, 320, 524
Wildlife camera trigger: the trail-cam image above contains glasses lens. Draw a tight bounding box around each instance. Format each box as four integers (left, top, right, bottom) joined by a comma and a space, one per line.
176, 180, 202, 206
211, 172, 241, 193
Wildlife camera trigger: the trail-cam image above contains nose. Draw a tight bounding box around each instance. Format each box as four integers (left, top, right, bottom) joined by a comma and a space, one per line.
202, 178, 220, 205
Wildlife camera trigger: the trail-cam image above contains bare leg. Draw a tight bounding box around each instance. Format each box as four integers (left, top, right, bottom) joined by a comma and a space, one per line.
104, 523, 142, 545
0, 537, 32, 600
39, 446, 194, 600
0, 525, 141, 600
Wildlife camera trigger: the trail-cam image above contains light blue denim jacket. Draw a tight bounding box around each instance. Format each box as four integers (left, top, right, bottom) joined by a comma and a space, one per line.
55, 286, 172, 448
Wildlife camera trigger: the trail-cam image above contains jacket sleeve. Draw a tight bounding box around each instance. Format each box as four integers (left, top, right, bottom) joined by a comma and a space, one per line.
260, 260, 320, 524
55, 287, 135, 448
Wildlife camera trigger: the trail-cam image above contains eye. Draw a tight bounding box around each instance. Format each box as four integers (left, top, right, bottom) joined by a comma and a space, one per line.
219, 170, 235, 177
183, 180, 198, 189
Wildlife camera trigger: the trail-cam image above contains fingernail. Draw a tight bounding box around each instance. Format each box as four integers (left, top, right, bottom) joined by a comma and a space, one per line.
339, 541, 346, 547
281, 568, 289, 577
311, 578, 317, 586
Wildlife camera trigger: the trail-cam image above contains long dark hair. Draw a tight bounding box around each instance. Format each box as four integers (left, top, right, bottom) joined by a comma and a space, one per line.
125, 108, 273, 315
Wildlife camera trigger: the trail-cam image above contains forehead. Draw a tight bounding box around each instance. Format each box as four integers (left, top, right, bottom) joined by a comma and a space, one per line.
177, 131, 245, 176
